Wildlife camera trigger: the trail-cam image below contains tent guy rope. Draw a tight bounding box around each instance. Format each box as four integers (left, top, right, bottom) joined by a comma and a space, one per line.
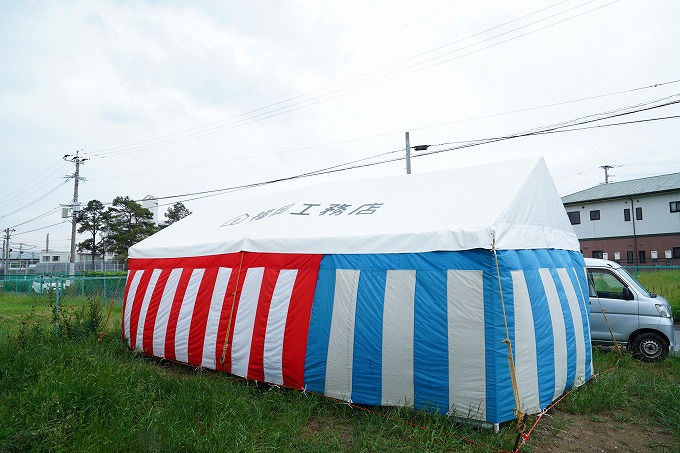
220, 251, 246, 366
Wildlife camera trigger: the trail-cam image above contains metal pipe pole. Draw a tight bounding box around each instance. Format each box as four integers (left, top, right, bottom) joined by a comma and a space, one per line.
405, 132, 411, 175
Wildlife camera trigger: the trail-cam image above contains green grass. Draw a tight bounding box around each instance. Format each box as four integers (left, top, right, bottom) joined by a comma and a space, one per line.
638, 270, 680, 319
0, 294, 518, 452
559, 350, 680, 435
0, 293, 55, 336
1, 292, 679, 452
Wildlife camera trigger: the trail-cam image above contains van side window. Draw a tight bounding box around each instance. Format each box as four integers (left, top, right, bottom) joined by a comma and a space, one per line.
587, 269, 630, 300
586, 274, 597, 298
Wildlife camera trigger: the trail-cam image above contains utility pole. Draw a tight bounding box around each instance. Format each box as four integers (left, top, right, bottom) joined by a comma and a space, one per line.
600, 165, 614, 184
405, 132, 411, 175
3, 228, 15, 279
64, 151, 88, 277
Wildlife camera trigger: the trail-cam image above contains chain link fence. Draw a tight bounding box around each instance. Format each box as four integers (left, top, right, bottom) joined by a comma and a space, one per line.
0, 275, 128, 306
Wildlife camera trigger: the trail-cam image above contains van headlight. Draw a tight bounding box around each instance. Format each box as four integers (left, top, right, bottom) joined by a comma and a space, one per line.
655, 304, 671, 318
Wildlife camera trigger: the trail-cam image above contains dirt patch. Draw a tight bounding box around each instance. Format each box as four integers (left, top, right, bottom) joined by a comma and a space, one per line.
526, 410, 677, 452
301, 416, 354, 450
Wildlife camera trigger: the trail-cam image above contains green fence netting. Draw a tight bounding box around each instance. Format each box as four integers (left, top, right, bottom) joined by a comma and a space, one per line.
0, 275, 128, 305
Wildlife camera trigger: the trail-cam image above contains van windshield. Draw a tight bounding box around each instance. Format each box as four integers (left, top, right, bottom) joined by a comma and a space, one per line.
618, 267, 654, 297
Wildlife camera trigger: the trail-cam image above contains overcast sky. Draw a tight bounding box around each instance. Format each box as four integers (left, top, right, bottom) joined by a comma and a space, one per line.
2, 0, 679, 256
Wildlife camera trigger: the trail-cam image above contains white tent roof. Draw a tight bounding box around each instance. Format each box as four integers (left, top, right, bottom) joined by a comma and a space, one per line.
129, 157, 579, 259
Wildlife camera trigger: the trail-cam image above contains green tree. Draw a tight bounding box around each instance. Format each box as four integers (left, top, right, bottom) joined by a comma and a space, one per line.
102, 196, 157, 261
163, 201, 192, 226
76, 200, 110, 264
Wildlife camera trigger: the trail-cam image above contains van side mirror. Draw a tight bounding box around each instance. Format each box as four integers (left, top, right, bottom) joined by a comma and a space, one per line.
622, 287, 634, 300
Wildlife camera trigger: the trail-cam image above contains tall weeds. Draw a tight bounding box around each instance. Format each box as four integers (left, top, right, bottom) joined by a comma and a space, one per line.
50, 295, 103, 340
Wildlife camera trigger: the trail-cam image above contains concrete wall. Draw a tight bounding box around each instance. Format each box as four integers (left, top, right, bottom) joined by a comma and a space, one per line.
565, 192, 680, 239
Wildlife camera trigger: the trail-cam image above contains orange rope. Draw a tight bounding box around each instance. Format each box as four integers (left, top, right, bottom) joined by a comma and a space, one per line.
219, 252, 245, 365
491, 235, 525, 430
513, 366, 617, 452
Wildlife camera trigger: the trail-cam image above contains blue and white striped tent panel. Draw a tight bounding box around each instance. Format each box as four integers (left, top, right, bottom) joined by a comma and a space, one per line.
304, 249, 591, 424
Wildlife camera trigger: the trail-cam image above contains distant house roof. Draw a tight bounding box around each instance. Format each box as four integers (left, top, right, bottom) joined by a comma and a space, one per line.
562, 171, 680, 204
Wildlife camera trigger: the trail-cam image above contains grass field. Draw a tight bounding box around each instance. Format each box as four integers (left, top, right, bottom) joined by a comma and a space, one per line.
638, 269, 680, 319
1, 287, 679, 452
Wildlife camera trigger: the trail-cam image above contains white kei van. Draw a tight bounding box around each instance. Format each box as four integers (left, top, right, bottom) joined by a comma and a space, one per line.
586, 258, 676, 361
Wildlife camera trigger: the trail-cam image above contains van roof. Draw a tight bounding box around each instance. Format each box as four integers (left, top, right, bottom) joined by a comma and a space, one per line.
584, 257, 621, 269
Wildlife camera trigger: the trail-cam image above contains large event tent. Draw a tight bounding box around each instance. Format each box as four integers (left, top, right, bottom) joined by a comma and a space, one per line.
122, 156, 592, 426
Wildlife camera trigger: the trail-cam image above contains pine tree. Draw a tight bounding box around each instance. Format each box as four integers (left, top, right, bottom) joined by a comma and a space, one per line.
102, 196, 157, 261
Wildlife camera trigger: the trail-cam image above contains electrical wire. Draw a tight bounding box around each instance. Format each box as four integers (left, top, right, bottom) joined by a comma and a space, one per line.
85, 86, 680, 183
13, 221, 70, 236
9, 94, 679, 239
123, 102, 680, 208
81, 0, 470, 152
0, 179, 71, 219
81, 0, 572, 157
531, 114, 680, 135
98, 147, 404, 206
0, 162, 73, 209
406, 79, 680, 136
413, 101, 680, 159
82, 0, 616, 159
9, 207, 63, 229
420, 95, 680, 147
88, 132, 404, 182
0, 160, 67, 204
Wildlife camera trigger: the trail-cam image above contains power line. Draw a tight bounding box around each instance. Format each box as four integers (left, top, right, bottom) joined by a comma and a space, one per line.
9, 207, 62, 229
420, 95, 680, 147
82, 0, 617, 159
0, 160, 67, 205
131, 100, 680, 208
0, 179, 71, 219
530, 114, 680, 135
413, 101, 680, 159
407, 79, 680, 135
9, 89, 678, 236
98, 147, 404, 207
85, 80, 680, 182
81, 0, 571, 157
13, 221, 70, 237
0, 162, 73, 209
80, 0, 471, 152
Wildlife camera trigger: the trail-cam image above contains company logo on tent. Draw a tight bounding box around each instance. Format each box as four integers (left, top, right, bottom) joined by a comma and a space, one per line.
220, 201, 385, 227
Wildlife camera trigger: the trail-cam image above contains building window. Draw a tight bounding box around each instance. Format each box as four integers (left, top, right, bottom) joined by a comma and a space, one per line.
635, 207, 643, 220
639, 250, 646, 264
42, 256, 49, 262
567, 211, 580, 225
589, 210, 600, 221
52, 256, 60, 262
670, 201, 680, 213
627, 251, 634, 264
592, 250, 604, 259
623, 208, 630, 222
673, 247, 680, 259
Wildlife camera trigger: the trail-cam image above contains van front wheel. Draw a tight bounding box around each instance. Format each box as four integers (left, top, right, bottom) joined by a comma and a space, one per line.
631, 332, 668, 362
